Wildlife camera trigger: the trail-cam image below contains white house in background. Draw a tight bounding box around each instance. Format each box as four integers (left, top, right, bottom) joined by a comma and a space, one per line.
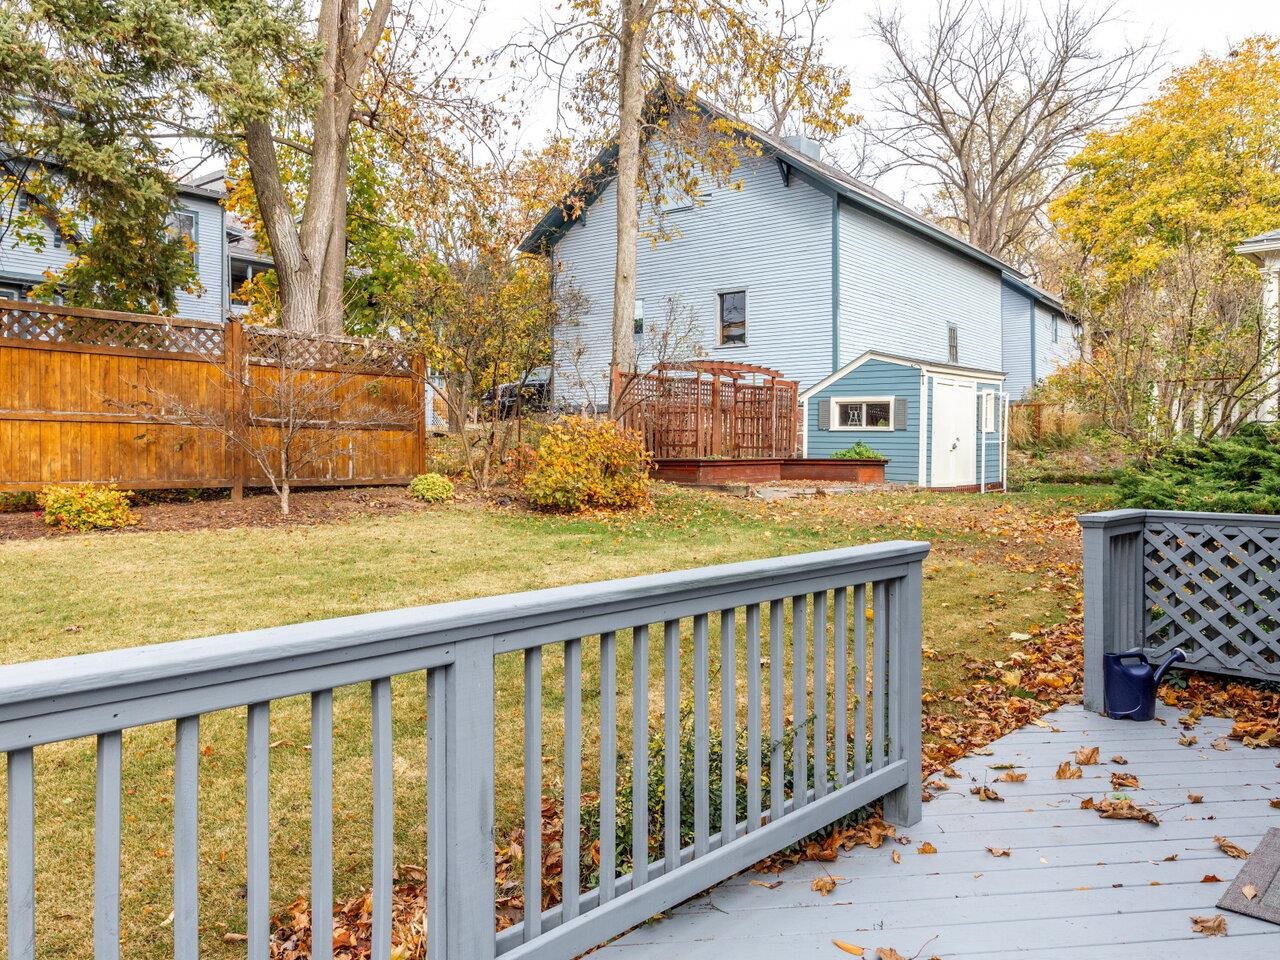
0, 166, 271, 321
520, 109, 1080, 418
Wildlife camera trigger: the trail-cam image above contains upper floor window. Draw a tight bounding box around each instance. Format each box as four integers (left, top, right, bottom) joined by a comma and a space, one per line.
634, 298, 645, 335
171, 210, 197, 250
947, 323, 959, 364
1051, 314, 1059, 343
719, 290, 746, 346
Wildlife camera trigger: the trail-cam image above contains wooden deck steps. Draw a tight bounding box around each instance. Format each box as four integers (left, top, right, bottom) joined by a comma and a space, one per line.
595, 704, 1280, 958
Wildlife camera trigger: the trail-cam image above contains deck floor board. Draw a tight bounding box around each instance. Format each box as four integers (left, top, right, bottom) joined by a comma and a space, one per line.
595, 704, 1280, 957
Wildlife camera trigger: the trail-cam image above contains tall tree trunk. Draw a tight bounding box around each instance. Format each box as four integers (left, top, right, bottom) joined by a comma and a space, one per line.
608, 0, 653, 417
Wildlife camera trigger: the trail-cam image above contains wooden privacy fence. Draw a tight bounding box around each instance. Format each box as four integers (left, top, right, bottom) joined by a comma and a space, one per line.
0, 542, 925, 960
0, 299, 425, 493
1081, 509, 1280, 712
613, 361, 799, 459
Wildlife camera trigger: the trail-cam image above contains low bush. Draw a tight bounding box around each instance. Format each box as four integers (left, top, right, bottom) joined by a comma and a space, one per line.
1115, 423, 1280, 513
38, 484, 137, 532
522, 416, 651, 512
408, 473, 455, 504
0, 491, 37, 513
831, 441, 887, 461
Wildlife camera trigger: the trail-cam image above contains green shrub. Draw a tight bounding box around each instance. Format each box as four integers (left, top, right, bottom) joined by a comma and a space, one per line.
38, 484, 137, 532
408, 473, 455, 504
831, 441, 887, 461
523, 416, 651, 512
1115, 423, 1280, 513
0, 492, 37, 513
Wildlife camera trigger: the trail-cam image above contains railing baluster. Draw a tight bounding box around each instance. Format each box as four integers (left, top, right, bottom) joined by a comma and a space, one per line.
813, 591, 828, 798
791, 594, 808, 807
310, 692, 333, 960
745, 604, 762, 831
522, 648, 543, 938
246, 701, 270, 960
631, 625, 649, 887
426, 668, 448, 960
94, 731, 122, 960
174, 716, 200, 960
371, 678, 393, 960
693, 613, 709, 857
599, 632, 617, 903
833, 588, 849, 786
768, 599, 784, 822
719, 608, 737, 845
854, 583, 867, 781
663, 619, 680, 874
7, 748, 35, 960
871, 582, 888, 770
563, 637, 582, 918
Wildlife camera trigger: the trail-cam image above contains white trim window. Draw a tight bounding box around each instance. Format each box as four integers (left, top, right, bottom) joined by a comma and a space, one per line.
980, 391, 996, 433
830, 396, 894, 431
718, 290, 747, 346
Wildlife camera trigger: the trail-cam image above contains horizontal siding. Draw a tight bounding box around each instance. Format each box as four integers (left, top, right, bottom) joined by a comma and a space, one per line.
551, 148, 834, 405
1001, 283, 1034, 399
1034, 304, 1077, 385
838, 204, 1003, 371
805, 358, 920, 483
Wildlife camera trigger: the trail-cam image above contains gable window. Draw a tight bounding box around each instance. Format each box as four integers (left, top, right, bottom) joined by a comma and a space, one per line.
718, 290, 746, 345
947, 323, 959, 364
634, 298, 645, 335
830, 396, 894, 431
170, 210, 197, 251
980, 391, 996, 433
1051, 314, 1059, 343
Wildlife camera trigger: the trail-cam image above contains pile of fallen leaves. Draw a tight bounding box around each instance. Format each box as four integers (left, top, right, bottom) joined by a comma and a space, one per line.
1160, 673, 1280, 747
269, 868, 429, 960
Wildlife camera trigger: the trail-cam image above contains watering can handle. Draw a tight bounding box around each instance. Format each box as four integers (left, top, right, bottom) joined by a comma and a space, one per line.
1114, 648, 1149, 664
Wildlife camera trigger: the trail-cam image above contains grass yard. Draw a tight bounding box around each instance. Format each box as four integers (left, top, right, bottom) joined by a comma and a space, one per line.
0, 481, 1111, 959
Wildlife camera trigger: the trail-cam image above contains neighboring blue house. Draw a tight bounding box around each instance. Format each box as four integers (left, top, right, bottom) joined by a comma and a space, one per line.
520, 110, 1081, 438
0, 167, 269, 322
800, 352, 1006, 489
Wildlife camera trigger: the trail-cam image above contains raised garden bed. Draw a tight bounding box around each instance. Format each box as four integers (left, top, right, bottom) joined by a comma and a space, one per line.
653, 457, 887, 485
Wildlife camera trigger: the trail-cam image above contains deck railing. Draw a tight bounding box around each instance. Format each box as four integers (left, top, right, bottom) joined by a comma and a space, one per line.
1081, 508, 1280, 710
0, 542, 926, 960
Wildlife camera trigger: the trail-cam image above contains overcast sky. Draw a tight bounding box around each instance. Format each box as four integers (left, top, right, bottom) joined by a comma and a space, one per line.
458, 0, 1278, 199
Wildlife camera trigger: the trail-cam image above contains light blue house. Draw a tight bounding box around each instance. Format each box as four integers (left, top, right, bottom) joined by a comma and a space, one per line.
520, 110, 1080, 461
0, 168, 267, 322
800, 351, 1006, 489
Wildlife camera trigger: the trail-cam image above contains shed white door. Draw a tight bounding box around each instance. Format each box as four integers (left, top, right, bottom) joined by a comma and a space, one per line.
930, 379, 976, 487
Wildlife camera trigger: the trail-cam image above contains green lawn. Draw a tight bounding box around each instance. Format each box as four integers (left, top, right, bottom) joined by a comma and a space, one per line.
0, 483, 1110, 959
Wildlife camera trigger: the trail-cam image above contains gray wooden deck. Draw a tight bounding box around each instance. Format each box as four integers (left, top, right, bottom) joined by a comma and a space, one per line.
596, 703, 1280, 959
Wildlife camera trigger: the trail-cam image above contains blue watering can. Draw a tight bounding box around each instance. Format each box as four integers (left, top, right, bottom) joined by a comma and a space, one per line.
1103, 648, 1187, 721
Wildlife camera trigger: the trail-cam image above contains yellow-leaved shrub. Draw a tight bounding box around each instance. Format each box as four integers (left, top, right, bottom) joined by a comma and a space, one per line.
522, 416, 651, 512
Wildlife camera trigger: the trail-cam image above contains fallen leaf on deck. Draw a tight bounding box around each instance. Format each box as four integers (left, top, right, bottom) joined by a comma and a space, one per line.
749, 879, 782, 889
1243, 884, 1259, 900
831, 940, 865, 956
917, 841, 937, 855
971, 785, 1004, 801
1090, 797, 1160, 825
1110, 755, 1128, 765
875, 949, 907, 960
995, 770, 1027, 783
987, 847, 1011, 857
941, 766, 960, 778
1179, 711, 1201, 729
1214, 836, 1249, 859
1188, 793, 1203, 804
1191, 915, 1227, 936
1110, 772, 1140, 789
1270, 799, 1280, 809
1075, 746, 1100, 765
971, 747, 994, 756
1055, 761, 1082, 780
812, 875, 844, 896
1211, 737, 1231, 751
1163, 853, 1179, 861
1178, 733, 1198, 747
1201, 874, 1222, 882
891, 849, 901, 864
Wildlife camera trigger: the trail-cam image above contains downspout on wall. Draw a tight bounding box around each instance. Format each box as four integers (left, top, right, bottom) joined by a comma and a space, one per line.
1028, 295, 1037, 387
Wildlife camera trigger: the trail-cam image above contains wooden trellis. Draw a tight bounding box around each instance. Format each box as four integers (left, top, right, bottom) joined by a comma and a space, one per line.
613, 360, 799, 459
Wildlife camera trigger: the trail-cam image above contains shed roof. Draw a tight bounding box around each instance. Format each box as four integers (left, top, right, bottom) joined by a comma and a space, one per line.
799, 350, 1006, 401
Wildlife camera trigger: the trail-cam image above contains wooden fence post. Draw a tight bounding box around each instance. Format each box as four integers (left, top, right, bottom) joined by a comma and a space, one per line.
225, 319, 247, 501
411, 354, 427, 475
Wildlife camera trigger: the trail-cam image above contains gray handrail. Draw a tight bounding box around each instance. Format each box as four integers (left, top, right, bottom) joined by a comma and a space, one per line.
2, 540, 928, 960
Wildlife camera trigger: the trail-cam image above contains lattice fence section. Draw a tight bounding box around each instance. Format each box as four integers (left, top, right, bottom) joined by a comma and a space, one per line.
244, 325, 413, 375
0, 300, 225, 356
1143, 520, 1280, 681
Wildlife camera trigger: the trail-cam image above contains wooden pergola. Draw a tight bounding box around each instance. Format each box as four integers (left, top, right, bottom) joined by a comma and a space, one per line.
612, 360, 800, 459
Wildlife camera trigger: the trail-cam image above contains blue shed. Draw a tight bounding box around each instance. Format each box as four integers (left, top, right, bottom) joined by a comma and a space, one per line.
800, 352, 1008, 490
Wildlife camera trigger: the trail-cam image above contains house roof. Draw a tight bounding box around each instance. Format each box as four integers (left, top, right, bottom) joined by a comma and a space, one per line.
1001, 273, 1067, 315
1237, 229, 1280, 264
518, 100, 1032, 283
799, 350, 1006, 401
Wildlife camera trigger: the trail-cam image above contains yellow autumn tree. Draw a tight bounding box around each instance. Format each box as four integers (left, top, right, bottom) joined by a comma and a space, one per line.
1048, 36, 1280, 444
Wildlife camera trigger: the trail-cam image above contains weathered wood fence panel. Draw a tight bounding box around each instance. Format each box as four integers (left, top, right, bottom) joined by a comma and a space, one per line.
0, 542, 926, 960
0, 299, 425, 492
1081, 509, 1280, 710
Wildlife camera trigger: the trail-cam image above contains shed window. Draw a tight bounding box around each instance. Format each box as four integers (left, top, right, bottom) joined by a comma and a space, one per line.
981, 391, 996, 433
947, 323, 959, 364
718, 290, 746, 345
831, 397, 894, 431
